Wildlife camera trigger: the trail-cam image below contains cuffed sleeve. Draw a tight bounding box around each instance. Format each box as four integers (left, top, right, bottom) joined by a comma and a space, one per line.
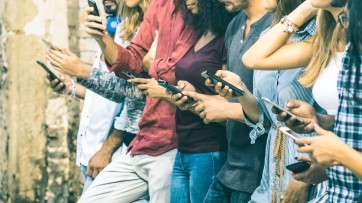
242, 102, 268, 144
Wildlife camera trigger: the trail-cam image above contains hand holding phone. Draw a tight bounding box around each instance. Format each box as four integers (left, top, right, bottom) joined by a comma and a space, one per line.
36, 60, 66, 91
157, 80, 195, 104
201, 71, 244, 97
286, 161, 311, 173
262, 97, 305, 124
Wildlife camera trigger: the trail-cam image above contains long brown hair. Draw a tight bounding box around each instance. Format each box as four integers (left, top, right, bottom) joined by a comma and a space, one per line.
299, 9, 345, 87
118, 0, 150, 41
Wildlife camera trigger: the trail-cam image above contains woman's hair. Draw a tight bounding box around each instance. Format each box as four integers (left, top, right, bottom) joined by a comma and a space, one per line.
346, 0, 362, 101
118, 0, 150, 41
176, 0, 236, 35
299, 9, 345, 87
272, 0, 304, 25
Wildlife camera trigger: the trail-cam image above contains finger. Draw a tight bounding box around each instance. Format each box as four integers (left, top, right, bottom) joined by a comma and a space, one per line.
205, 78, 214, 86
85, 25, 106, 36
271, 106, 283, 114
286, 99, 301, 109
171, 93, 183, 100
313, 123, 329, 136
92, 169, 99, 178
177, 81, 186, 90
297, 145, 313, 153
86, 166, 93, 177
204, 118, 210, 124
194, 104, 204, 114
199, 111, 206, 119
49, 49, 67, 60
295, 137, 313, 145
182, 90, 204, 101
219, 86, 230, 97
296, 155, 314, 163
129, 78, 149, 84
85, 14, 103, 24
61, 48, 74, 57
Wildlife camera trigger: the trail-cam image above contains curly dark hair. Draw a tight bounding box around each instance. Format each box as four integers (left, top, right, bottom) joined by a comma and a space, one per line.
177, 0, 236, 35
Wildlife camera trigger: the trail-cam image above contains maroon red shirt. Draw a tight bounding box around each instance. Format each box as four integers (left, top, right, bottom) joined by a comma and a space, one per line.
108, 0, 199, 155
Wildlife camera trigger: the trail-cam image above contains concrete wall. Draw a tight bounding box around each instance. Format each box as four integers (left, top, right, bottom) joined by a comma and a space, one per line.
0, 0, 102, 202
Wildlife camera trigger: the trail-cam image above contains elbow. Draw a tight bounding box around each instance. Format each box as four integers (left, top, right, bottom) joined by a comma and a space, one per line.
241, 54, 256, 70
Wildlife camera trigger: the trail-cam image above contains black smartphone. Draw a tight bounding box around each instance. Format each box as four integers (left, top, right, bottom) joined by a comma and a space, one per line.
201, 71, 245, 97
262, 97, 305, 124
286, 161, 311, 173
36, 60, 65, 90
157, 80, 195, 104
88, 0, 100, 16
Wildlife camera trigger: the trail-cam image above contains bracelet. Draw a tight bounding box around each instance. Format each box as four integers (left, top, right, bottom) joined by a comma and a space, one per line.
280, 16, 299, 33
68, 79, 76, 97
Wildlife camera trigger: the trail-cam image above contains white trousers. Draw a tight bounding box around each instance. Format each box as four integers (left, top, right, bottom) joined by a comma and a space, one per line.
78, 149, 177, 203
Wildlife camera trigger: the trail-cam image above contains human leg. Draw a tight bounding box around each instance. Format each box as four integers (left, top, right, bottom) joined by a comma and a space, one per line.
78, 153, 148, 203
170, 152, 190, 203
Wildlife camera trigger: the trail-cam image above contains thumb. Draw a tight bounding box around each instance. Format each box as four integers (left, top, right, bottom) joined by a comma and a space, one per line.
182, 90, 204, 101
286, 99, 301, 109
314, 123, 328, 136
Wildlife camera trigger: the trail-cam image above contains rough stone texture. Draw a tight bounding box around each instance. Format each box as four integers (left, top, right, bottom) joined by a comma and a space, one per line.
0, 0, 96, 202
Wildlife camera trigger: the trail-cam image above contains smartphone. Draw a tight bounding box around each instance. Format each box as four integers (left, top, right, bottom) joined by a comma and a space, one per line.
157, 80, 195, 104
122, 70, 136, 79
88, 0, 100, 16
41, 38, 60, 50
201, 71, 245, 97
36, 60, 65, 90
286, 161, 311, 173
279, 126, 301, 141
261, 97, 305, 124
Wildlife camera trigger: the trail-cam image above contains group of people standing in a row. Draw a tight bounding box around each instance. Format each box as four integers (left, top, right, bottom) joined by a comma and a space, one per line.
44, 0, 362, 202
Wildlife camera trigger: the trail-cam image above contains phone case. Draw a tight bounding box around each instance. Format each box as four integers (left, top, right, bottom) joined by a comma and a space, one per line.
286, 161, 311, 173
157, 80, 195, 103
88, 0, 100, 16
200, 71, 244, 97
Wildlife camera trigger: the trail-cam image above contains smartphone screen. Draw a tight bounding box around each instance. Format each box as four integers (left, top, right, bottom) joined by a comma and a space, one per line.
262, 97, 305, 124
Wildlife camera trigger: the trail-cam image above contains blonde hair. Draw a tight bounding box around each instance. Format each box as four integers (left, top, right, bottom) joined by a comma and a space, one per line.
299, 9, 345, 87
118, 0, 150, 41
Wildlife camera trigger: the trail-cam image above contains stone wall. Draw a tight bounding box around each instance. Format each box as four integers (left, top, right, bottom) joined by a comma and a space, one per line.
0, 0, 102, 202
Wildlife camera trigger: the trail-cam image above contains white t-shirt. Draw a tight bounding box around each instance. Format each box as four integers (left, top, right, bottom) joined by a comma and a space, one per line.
312, 52, 344, 115
76, 24, 125, 166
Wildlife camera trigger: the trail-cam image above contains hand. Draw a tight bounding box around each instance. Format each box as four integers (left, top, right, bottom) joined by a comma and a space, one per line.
130, 78, 167, 98
46, 74, 71, 94
84, 6, 107, 41
171, 80, 197, 110
86, 148, 112, 178
47, 48, 90, 78
292, 156, 328, 184
296, 124, 345, 167
212, 70, 245, 100
142, 30, 159, 72
182, 91, 229, 124
272, 99, 315, 134
282, 179, 310, 203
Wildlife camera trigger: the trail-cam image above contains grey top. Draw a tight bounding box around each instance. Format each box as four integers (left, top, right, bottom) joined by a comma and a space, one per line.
216, 11, 272, 193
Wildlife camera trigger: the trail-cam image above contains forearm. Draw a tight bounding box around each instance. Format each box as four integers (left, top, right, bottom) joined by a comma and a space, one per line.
337, 146, 362, 180
238, 90, 259, 123
316, 114, 335, 131
100, 129, 124, 154
79, 67, 144, 102
96, 34, 119, 66
75, 84, 86, 99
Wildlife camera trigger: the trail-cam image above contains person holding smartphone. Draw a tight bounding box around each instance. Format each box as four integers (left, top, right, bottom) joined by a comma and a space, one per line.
47, 0, 150, 198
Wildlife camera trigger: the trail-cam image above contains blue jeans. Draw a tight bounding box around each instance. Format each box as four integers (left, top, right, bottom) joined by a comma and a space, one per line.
80, 164, 94, 193
170, 151, 226, 203
203, 178, 251, 203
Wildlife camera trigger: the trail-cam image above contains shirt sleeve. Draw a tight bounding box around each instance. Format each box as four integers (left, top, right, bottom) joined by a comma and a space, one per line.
242, 90, 272, 144
107, 0, 158, 77
114, 103, 128, 131
78, 67, 144, 103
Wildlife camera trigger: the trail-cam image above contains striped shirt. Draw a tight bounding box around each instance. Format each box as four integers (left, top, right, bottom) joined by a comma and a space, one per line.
245, 19, 329, 203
